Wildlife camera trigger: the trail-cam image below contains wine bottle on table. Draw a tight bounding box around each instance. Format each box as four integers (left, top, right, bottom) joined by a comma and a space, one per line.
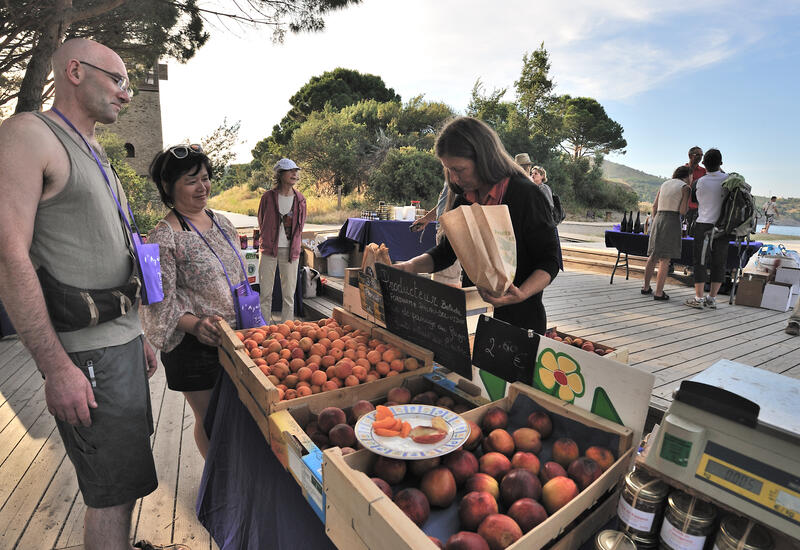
633, 211, 643, 233
621, 211, 628, 232
627, 211, 634, 232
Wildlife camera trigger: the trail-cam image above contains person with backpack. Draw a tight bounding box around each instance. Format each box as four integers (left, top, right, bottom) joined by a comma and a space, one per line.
686, 149, 729, 309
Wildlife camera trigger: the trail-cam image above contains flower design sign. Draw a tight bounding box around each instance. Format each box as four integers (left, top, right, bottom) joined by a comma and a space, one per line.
534, 349, 585, 403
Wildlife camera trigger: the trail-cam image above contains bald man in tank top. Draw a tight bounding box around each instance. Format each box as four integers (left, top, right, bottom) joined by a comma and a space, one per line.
0, 39, 186, 550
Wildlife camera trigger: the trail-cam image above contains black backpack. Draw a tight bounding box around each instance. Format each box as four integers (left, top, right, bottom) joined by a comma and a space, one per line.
700, 173, 756, 263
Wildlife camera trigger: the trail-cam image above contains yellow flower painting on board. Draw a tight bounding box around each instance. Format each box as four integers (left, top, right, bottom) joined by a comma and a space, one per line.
535, 349, 585, 403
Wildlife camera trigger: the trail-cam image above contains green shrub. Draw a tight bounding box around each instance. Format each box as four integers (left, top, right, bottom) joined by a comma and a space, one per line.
367, 147, 443, 205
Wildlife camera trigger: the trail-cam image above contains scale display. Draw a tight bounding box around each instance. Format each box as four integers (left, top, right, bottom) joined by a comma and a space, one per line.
695, 441, 800, 527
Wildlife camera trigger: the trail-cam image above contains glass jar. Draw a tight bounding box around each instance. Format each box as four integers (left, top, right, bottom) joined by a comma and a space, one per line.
595, 530, 637, 550
713, 516, 773, 550
628, 531, 659, 549
618, 468, 670, 538
659, 491, 716, 550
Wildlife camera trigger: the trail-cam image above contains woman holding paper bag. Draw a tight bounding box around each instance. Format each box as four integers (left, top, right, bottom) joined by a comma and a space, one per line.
395, 117, 561, 334
142, 144, 246, 458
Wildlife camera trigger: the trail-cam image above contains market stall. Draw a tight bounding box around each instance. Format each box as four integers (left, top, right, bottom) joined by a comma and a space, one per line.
339, 218, 437, 262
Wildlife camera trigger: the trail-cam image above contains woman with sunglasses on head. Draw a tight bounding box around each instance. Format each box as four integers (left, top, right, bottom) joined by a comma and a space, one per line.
141, 144, 245, 458
256, 158, 307, 323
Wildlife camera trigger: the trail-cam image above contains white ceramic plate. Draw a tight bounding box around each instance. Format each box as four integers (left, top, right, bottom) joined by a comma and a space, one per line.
354, 404, 470, 459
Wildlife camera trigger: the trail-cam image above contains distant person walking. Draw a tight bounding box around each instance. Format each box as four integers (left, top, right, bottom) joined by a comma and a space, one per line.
641, 166, 691, 301
686, 148, 728, 310
786, 298, 800, 336
761, 196, 779, 233
684, 146, 706, 234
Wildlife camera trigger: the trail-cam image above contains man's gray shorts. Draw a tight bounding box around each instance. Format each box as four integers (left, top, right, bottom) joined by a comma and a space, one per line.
55, 335, 158, 508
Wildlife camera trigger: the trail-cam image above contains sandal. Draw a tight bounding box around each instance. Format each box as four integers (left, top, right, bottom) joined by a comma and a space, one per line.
653, 293, 670, 301
641, 287, 652, 295
134, 541, 192, 550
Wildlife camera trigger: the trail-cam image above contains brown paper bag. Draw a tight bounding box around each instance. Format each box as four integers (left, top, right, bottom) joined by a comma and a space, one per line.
360, 242, 392, 277
439, 203, 516, 297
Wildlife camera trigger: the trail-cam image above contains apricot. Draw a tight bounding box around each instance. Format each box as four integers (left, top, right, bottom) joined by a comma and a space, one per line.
283, 374, 298, 388
283, 388, 297, 400
289, 358, 305, 372
335, 361, 353, 379
458, 491, 498, 532
290, 347, 305, 360
366, 350, 382, 365
389, 359, 404, 372
376, 361, 391, 376
296, 385, 312, 397
296, 366, 312, 382
321, 355, 336, 368
298, 336, 313, 352
552, 438, 580, 468
351, 365, 367, 381
322, 380, 339, 392
477, 514, 523, 550
542, 476, 579, 514
344, 375, 359, 387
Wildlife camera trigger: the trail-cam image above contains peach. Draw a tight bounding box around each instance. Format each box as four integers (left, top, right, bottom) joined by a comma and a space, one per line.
411, 390, 438, 405
542, 476, 579, 514
477, 514, 523, 550
584, 446, 615, 472
458, 491, 498, 531
350, 400, 375, 423
481, 406, 508, 433
328, 423, 356, 448
386, 387, 411, 404
567, 457, 603, 491
317, 407, 346, 433
371, 477, 392, 499
443, 449, 479, 486
512, 427, 542, 454
485, 429, 515, 457
511, 452, 540, 476
393, 488, 429, 527
420, 466, 457, 508
404, 357, 420, 371
540, 461, 567, 485
464, 473, 500, 502
436, 396, 456, 410
500, 468, 542, 507
453, 404, 471, 414
309, 432, 329, 448
373, 456, 407, 485
507, 498, 548, 533
551, 438, 579, 468
430, 536, 444, 549
463, 420, 483, 451
445, 531, 490, 550
409, 456, 441, 478
479, 452, 511, 480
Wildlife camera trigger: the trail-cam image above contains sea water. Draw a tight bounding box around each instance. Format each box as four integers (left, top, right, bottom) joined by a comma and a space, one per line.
755, 224, 800, 237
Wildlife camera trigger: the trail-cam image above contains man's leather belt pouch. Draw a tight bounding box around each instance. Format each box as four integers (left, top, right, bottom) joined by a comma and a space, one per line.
36, 266, 139, 332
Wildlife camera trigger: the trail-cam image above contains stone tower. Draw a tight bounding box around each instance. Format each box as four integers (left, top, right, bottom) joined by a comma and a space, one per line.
104, 63, 168, 176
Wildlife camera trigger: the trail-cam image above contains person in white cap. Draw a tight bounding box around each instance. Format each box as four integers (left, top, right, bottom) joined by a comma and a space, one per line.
257, 158, 307, 323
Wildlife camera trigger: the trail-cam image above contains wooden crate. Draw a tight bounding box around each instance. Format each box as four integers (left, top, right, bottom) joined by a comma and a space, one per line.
323, 382, 634, 550
268, 368, 490, 523
216, 307, 434, 443
342, 267, 493, 334
545, 327, 629, 363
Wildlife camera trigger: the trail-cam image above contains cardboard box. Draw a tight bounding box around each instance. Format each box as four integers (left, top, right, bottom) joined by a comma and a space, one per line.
216, 307, 435, 444
302, 245, 327, 273
544, 327, 628, 363
323, 382, 633, 550
268, 368, 489, 523
760, 282, 794, 312
775, 266, 800, 293
735, 276, 767, 308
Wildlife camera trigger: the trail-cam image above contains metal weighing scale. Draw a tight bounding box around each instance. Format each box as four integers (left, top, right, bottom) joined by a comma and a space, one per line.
643, 360, 800, 539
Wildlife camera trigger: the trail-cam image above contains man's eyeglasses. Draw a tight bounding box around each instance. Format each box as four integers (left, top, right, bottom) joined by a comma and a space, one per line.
79, 61, 133, 96
169, 144, 204, 159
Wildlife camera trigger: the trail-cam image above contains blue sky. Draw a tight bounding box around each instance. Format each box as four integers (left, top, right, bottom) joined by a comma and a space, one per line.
160, 0, 800, 198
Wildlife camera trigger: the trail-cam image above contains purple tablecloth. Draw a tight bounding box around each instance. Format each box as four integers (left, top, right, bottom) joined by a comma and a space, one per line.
339, 218, 437, 262
604, 230, 761, 270
197, 371, 335, 550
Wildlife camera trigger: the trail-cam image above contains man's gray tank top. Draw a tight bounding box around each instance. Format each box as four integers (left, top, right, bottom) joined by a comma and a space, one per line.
30, 112, 141, 353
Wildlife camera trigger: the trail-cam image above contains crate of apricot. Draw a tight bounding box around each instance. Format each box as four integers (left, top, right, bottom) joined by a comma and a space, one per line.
217, 307, 434, 416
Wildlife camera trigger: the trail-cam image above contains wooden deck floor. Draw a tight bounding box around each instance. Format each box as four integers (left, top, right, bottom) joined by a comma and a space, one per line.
0, 269, 797, 549
0, 337, 218, 550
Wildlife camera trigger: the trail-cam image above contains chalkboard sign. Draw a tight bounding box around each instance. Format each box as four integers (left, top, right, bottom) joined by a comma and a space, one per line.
357, 270, 385, 324
472, 315, 539, 385
375, 263, 472, 378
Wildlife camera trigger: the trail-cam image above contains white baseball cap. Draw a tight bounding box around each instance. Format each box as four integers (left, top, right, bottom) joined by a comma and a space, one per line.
274, 158, 300, 172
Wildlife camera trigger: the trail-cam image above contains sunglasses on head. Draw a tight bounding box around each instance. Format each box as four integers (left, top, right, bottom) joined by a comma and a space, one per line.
168, 144, 203, 159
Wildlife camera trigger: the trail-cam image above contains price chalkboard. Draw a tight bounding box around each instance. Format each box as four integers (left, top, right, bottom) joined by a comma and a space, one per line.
472, 315, 539, 385
375, 263, 472, 378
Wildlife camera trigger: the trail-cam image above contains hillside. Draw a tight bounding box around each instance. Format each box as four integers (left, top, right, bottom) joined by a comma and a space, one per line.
602, 160, 800, 226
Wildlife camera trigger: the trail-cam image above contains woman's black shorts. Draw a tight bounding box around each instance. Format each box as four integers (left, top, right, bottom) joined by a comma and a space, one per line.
160, 333, 221, 392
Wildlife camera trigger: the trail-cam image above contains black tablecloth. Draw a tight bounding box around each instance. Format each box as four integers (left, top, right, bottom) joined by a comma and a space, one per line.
339, 218, 437, 262
604, 230, 761, 270
196, 372, 335, 550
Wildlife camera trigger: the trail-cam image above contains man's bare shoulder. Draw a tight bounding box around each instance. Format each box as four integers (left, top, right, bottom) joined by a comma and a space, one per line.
0, 112, 56, 156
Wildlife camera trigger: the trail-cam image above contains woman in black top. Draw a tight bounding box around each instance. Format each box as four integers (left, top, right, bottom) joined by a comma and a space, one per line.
395, 117, 561, 334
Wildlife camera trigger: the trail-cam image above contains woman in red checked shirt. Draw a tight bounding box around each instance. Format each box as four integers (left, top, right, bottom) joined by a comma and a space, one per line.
394, 117, 561, 334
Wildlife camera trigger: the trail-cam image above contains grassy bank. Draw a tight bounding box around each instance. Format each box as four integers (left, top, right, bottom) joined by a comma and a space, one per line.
207, 185, 365, 224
